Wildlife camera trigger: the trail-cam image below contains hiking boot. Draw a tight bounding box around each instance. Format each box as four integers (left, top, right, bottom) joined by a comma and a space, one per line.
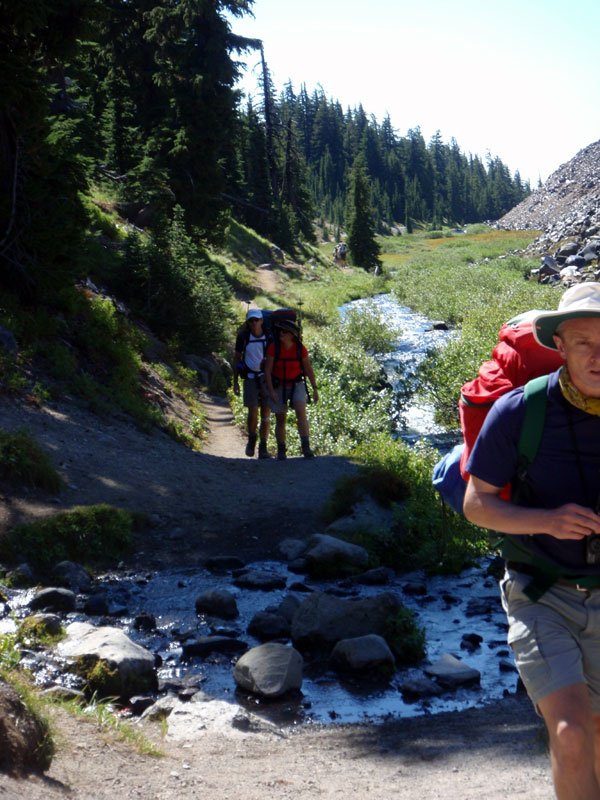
245, 433, 257, 457
258, 441, 271, 459
277, 442, 287, 461
301, 436, 315, 459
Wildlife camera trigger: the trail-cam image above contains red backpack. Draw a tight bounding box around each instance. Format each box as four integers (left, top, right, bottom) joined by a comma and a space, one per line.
458, 310, 564, 491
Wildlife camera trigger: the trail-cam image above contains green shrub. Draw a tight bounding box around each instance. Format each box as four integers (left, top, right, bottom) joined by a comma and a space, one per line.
0, 428, 63, 492
321, 467, 411, 524
0, 504, 138, 569
351, 435, 488, 574
385, 607, 426, 665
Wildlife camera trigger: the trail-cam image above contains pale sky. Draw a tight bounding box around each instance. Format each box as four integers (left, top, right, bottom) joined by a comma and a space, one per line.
227, 0, 600, 187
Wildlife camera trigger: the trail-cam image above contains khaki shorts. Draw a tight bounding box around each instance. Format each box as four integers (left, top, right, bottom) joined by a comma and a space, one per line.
242, 375, 270, 408
501, 568, 600, 713
269, 381, 307, 414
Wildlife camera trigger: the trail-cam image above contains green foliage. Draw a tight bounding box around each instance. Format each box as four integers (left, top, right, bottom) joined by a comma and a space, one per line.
0, 634, 21, 672
385, 607, 426, 665
387, 229, 558, 426
352, 435, 488, 574
15, 617, 66, 649
1, 505, 138, 570
321, 468, 411, 524
0, 428, 63, 492
106, 208, 234, 357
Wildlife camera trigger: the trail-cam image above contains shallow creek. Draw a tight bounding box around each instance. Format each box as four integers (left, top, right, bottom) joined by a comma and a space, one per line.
3, 298, 519, 726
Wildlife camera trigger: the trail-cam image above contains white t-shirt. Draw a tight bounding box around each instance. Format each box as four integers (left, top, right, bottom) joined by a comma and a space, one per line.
244, 333, 267, 376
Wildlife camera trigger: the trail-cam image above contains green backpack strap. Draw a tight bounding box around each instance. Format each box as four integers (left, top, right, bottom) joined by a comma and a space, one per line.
513, 374, 549, 497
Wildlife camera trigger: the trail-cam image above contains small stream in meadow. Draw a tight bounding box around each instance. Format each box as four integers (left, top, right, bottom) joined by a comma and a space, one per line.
3, 296, 519, 727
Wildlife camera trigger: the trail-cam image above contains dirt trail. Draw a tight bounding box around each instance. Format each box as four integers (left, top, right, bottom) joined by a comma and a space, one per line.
0, 263, 555, 798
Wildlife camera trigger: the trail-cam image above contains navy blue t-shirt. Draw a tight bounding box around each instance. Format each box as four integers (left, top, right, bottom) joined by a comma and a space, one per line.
466, 368, 600, 574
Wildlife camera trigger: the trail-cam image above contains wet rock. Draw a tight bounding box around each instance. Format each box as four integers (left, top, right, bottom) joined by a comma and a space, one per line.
325, 499, 396, 538
234, 642, 303, 698
278, 538, 306, 561
51, 561, 92, 592
330, 634, 395, 673
205, 555, 246, 573
195, 588, 239, 619
83, 594, 109, 616
399, 677, 444, 700
460, 632, 483, 651
233, 569, 287, 591
424, 653, 480, 689
275, 594, 302, 623
129, 695, 157, 715
466, 596, 500, 616
499, 659, 518, 673
182, 636, 247, 658
248, 610, 290, 641
57, 621, 156, 698
343, 566, 393, 586
133, 612, 156, 631
30, 587, 76, 613
291, 590, 401, 651
303, 533, 369, 573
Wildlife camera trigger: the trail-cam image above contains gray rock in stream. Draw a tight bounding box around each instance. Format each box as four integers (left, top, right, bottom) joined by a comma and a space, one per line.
291, 590, 401, 651
234, 642, 303, 698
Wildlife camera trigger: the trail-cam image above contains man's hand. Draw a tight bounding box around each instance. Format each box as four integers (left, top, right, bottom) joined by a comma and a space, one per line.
543, 503, 600, 540
233, 380, 240, 397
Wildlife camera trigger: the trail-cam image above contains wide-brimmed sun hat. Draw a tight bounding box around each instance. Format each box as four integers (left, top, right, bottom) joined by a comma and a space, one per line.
532, 282, 600, 350
246, 308, 263, 320
276, 318, 300, 337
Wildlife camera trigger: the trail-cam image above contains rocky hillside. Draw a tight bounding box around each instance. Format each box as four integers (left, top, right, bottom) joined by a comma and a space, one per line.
497, 139, 600, 257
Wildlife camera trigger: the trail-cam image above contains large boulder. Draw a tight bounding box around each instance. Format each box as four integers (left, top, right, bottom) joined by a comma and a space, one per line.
234, 642, 303, 698
291, 591, 401, 651
56, 622, 156, 699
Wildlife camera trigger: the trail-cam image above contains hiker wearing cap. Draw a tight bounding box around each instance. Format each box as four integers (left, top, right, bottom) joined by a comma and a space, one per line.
233, 309, 271, 458
464, 282, 600, 799
264, 319, 319, 460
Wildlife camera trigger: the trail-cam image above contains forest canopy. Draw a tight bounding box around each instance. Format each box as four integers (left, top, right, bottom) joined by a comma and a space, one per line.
1, 0, 529, 301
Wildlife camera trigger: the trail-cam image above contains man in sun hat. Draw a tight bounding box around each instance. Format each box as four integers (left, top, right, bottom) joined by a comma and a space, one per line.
233, 308, 271, 458
464, 281, 600, 799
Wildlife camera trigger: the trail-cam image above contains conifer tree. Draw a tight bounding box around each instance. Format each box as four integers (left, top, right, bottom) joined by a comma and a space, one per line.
347, 155, 381, 272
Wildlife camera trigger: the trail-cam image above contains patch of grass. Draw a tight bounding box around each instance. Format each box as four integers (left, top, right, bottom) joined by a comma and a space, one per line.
0, 504, 139, 570
0, 668, 55, 771
60, 693, 164, 756
0, 428, 63, 492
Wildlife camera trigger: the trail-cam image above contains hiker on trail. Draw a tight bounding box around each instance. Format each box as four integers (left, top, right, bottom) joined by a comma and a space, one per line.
333, 242, 347, 265
233, 308, 271, 458
264, 318, 318, 460
463, 282, 600, 800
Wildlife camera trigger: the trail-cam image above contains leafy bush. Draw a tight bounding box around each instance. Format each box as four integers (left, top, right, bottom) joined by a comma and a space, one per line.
321, 467, 411, 523
385, 607, 426, 665
107, 207, 233, 357
351, 435, 488, 574
0, 505, 138, 570
0, 428, 63, 492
